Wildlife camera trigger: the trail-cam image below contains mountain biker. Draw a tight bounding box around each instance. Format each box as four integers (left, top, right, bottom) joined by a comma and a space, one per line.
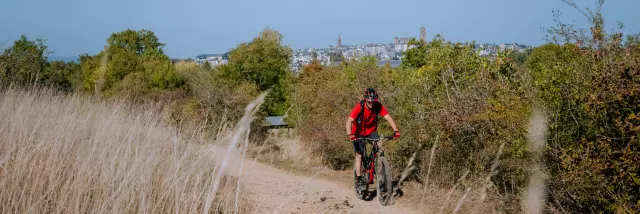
345, 88, 400, 187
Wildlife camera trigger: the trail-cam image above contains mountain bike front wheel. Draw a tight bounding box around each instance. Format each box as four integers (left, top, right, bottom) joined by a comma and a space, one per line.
376, 156, 393, 206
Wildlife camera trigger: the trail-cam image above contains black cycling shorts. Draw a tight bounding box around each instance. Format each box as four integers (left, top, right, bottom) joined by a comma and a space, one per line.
353, 132, 379, 154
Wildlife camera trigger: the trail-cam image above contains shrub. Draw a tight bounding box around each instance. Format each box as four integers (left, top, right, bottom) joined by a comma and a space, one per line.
171, 62, 258, 134
531, 1, 640, 211
532, 38, 640, 214
219, 28, 293, 116
0, 35, 49, 87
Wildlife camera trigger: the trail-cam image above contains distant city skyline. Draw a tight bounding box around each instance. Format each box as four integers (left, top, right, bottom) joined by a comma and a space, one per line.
1, 0, 639, 58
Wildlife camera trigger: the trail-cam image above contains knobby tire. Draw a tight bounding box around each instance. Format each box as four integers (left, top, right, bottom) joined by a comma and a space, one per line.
376, 156, 393, 206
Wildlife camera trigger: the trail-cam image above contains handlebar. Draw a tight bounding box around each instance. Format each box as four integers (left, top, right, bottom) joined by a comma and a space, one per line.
357, 136, 394, 142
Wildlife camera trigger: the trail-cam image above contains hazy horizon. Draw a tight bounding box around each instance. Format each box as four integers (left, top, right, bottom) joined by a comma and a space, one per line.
2, 0, 639, 58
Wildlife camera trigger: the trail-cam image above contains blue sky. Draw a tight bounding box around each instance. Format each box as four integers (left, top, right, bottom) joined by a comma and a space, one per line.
1, 0, 639, 58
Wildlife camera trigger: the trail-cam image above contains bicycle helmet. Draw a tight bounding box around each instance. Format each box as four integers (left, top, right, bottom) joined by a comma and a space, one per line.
363, 88, 379, 102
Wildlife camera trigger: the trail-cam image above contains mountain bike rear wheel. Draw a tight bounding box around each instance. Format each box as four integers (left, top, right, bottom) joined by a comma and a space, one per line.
376, 156, 393, 206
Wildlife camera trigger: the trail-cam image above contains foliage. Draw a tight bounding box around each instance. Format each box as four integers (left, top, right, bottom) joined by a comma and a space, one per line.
531, 1, 640, 212
0, 35, 49, 86
530, 42, 640, 213
219, 28, 293, 116
290, 59, 360, 169
173, 61, 258, 127
42, 60, 83, 92
107, 29, 167, 60
202, 61, 212, 70
0, 35, 83, 91
507, 48, 532, 68
400, 38, 428, 68
80, 29, 184, 99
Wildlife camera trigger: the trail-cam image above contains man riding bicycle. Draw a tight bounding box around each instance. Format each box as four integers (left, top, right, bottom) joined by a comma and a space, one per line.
345, 88, 400, 187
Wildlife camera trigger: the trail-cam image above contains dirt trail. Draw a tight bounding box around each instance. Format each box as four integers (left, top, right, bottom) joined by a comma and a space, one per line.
216, 146, 420, 214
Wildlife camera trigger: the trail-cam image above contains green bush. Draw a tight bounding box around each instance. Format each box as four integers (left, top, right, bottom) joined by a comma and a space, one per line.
80, 29, 181, 99
0, 35, 84, 91
171, 61, 258, 132
219, 28, 293, 116
0, 35, 49, 87
531, 40, 640, 213
290, 59, 357, 169
42, 60, 83, 92
528, 2, 640, 211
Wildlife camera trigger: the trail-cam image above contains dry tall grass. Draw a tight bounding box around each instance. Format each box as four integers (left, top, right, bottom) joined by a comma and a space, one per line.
0, 88, 249, 213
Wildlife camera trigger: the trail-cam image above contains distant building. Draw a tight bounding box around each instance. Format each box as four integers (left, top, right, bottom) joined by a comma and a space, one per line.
195, 54, 228, 66
499, 44, 506, 51
478, 50, 491, 56
337, 34, 342, 49
394, 37, 412, 52
420, 26, 426, 41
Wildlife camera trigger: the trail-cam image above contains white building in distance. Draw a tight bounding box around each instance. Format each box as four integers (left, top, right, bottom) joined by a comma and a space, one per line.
394, 37, 413, 52
195, 54, 228, 67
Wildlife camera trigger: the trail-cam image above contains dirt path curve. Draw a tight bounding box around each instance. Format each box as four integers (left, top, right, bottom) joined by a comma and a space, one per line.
217, 146, 420, 214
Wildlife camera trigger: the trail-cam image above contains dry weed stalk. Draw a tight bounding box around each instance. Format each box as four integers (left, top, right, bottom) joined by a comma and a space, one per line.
419, 134, 439, 213
94, 46, 109, 99
439, 169, 470, 214
389, 150, 417, 205
203, 92, 268, 214
396, 151, 418, 187
479, 142, 505, 202
453, 187, 472, 214
234, 129, 251, 214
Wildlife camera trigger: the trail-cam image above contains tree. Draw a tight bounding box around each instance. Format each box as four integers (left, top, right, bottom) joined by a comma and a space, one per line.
300, 59, 323, 78
107, 29, 167, 59
220, 28, 293, 115
202, 61, 212, 70
507, 49, 532, 68
43, 60, 82, 92
0, 35, 49, 86
81, 29, 181, 97
401, 38, 428, 68
223, 28, 292, 90
328, 51, 342, 63
534, 1, 640, 212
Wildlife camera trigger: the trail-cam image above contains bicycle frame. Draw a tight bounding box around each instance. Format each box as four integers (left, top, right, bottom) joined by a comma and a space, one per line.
358, 137, 390, 185
364, 142, 379, 184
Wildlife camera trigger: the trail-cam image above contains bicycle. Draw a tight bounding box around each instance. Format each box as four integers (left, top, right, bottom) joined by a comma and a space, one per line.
353, 136, 394, 206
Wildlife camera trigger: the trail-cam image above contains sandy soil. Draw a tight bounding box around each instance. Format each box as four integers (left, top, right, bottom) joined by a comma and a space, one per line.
215, 145, 421, 214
